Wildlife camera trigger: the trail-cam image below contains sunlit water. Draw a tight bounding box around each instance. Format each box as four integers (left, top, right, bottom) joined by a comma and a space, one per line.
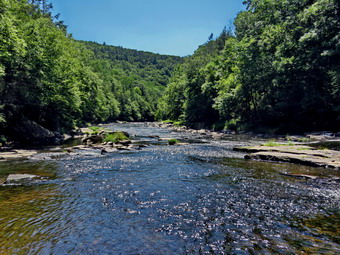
0, 123, 339, 254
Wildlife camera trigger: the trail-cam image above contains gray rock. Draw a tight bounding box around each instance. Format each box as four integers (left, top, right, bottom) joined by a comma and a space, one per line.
117, 140, 132, 146
82, 135, 105, 144
4, 174, 40, 185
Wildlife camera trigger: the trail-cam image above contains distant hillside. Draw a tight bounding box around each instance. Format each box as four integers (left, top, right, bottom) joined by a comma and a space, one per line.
82, 41, 183, 86
80, 41, 183, 121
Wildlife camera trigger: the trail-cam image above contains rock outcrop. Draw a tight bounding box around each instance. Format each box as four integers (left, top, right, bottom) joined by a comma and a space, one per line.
234, 145, 340, 170
11, 116, 56, 145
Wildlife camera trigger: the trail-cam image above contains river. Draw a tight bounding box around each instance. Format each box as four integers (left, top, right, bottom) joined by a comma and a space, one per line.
0, 123, 339, 254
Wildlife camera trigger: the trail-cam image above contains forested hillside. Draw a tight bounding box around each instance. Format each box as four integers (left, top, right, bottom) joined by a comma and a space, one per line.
81, 41, 182, 121
0, 0, 181, 143
1, 0, 339, 146
158, 0, 340, 133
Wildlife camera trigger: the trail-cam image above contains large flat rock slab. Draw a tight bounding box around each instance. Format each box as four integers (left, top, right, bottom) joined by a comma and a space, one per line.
245, 151, 340, 169
234, 146, 340, 170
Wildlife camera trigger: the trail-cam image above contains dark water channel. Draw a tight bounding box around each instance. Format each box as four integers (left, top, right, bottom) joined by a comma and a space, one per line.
0, 123, 339, 254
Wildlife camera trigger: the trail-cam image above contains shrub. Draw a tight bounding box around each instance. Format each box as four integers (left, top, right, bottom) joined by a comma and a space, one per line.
89, 126, 101, 132
0, 135, 7, 144
104, 132, 129, 143
168, 139, 178, 145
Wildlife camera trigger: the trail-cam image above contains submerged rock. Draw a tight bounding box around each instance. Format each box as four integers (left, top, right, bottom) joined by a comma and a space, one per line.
4, 174, 41, 185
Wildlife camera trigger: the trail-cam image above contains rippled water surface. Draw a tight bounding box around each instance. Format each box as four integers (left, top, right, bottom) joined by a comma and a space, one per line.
0, 123, 339, 254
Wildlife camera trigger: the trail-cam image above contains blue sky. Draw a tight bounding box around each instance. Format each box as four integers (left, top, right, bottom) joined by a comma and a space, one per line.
51, 0, 245, 56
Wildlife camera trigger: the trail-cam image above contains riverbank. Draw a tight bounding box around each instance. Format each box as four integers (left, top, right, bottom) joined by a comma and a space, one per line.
1, 122, 340, 171
0, 123, 186, 162
156, 121, 340, 141
155, 122, 340, 170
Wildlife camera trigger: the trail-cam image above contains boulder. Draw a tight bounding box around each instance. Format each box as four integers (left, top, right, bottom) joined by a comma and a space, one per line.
116, 140, 132, 146
82, 135, 105, 145
70, 128, 83, 136
0, 149, 37, 161
4, 174, 40, 185
11, 116, 56, 145
211, 132, 225, 139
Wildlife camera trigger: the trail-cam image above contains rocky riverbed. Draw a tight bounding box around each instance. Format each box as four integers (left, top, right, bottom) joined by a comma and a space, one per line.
1, 122, 339, 169
0, 122, 339, 254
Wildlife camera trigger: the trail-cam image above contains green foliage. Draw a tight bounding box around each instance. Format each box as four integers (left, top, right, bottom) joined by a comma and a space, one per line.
81, 41, 183, 122
0, 0, 182, 141
88, 126, 101, 132
173, 121, 185, 127
161, 120, 174, 124
0, 135, 7, 144
286, 136, 311, 143
262, 141, 281, 147
103, 132, 129, 143
158, 29, 231, 127
224, 119, 239, 131
168, 139, 178, 145
1, 0, 338, 140
160, 0, 340, 133
262, 140, 295, 147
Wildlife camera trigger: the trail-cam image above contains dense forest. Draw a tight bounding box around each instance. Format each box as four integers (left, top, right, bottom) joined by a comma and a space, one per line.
0, 0, 339, 145
0, 0, 181, 144
158, 0, 339, 133
81, 41, 182, 121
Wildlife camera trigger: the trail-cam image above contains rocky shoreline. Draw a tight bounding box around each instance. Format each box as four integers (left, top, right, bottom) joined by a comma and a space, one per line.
155, 122, 340, 141
234, 145, 340, 170
155, 122, 340, 170
0, 124, 187, 162
1, 122, 339, 171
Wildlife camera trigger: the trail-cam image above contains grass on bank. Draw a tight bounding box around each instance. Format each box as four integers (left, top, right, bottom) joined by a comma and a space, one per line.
263, 140, 296, 147
88, 126, 102, 132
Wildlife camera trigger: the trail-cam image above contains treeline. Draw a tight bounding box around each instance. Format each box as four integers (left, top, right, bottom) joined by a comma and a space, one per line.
81, 41, 182, 121
158, 0, 339, 133
0, 0, 181, 141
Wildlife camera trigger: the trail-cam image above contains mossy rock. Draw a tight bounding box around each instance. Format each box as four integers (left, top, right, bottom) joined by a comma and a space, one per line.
104, 131, 130, 143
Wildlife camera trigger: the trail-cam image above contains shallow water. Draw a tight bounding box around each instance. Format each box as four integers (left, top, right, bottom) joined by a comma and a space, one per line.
0, 123, 339, 254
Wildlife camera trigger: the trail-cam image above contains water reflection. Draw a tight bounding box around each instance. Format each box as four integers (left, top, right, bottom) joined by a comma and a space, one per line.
0, 185, 61, 254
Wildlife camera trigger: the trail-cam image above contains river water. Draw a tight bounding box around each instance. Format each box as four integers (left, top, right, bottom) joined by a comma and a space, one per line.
0, 123, 339, 254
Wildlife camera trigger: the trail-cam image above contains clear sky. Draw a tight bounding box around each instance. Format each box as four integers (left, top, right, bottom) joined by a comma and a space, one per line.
51, 0, 245, 56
